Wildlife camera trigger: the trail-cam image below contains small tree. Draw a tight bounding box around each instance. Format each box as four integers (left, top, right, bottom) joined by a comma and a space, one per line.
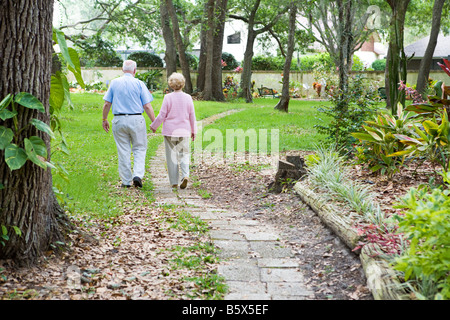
274, 1, 297, 112
385, 0, 411, 113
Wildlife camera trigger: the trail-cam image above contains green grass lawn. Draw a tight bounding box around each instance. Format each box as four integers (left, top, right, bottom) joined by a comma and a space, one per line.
199, 99, 329, 153
52, 92, 329, 219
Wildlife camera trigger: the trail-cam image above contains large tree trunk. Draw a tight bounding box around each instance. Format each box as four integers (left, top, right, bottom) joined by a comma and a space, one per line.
211, 0, 228, 101
335, 0, 354, 115
160, 0, 177, 79
274, 2, 297, 112
385, 0, 411, 113
240, 29, 257, 103
199, 0, 228, 100
203, 0, 216, 101
0, 0, 71, 266
416, 0, 445, 97
197, 22, 207, 92
166, 0, 193, 93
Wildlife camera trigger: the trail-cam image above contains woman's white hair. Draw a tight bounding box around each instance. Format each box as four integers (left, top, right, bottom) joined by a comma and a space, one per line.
123, 60, 137, 72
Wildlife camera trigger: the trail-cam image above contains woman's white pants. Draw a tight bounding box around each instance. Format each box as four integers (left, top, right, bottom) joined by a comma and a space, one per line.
164, 136, 190, 186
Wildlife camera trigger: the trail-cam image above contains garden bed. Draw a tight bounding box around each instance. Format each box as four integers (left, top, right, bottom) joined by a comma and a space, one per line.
293, 156, 438, 300
293, 180, 410, 300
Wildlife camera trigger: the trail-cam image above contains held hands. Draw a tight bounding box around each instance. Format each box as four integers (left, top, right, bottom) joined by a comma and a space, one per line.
191, 133, 196, 141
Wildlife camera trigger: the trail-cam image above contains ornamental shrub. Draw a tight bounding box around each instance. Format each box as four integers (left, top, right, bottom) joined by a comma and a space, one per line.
252, 55, 280, 70
298, 53, 334, 71
394, 185, 450, 300
371, 59, 386, 71
176, 53, 199, 70
222, 52, 239, 71
128, 51, 163, 68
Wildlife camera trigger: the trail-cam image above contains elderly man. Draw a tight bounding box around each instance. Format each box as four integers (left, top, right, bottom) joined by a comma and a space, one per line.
102, 60, 155, 188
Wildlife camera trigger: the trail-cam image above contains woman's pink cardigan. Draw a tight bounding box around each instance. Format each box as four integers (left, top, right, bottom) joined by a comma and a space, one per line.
150, 91, 197, 137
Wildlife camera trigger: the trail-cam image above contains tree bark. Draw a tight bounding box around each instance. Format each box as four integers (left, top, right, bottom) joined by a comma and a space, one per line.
160, 0, 177, 79
235, 2, 289, 103
199, 0, 228, 101
166, 0, 193, 93
385, 0, 411, 113
0, 0, 71, 266
416, 0, 445, 97
211, 0, 228, 101
203, 0, 216, 101
274, 2, 297, 112
197, 21, 207, 92
238, 0, 261, 103
240, 29, 257, 103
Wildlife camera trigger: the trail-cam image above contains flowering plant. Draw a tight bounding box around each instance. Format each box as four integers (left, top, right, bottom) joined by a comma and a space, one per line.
437, 58, 450, 77
234, 66, 243, 73
398, 80, 425, 103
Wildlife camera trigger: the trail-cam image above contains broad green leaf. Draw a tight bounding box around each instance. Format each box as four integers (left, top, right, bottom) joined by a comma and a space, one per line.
68, 47, 82, 73
24, 138, 47, 169
27, 136, 48, 157
61, 73, 74, 108
0, 108, 18, 121
0, 126, 14, 150
50, 74, 65, 111
12, 226, 21, 236
68, 65, 86, 89
0, 94, 13, 111
67, 48, 85, 88
14, 92, 45, 113
351, 132, 378, 142
388, 149, 414, 157
60, 134, 70, 155
367, 130, 383, 141
53, 28, 76, 70
5, 144, 28, 171
413, 125, 429, 141
1, 225, 7, 235
394, 134, 421, 145
30, 119, 55, 139
423, 120, 439, 136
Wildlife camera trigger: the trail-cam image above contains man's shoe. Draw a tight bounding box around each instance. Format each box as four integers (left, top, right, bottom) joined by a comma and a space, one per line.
180, 177, 188, 189
121, 184, 131, 188
133, 176, 143, 188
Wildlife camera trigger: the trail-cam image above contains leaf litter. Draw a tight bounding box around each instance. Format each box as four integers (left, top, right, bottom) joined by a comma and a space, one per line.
0, 189, 218, 300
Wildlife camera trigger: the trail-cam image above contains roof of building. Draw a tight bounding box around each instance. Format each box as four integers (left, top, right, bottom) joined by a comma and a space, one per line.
405, 34, 450, 59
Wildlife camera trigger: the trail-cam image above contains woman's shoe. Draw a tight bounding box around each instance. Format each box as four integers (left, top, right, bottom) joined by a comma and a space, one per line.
180, 177, 188, 189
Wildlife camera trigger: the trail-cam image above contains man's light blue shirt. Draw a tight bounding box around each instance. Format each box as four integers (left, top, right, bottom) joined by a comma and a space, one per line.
103, 73, 154, 115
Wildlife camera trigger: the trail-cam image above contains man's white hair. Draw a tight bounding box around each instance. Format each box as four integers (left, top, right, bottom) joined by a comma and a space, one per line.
123, 60, 137, 72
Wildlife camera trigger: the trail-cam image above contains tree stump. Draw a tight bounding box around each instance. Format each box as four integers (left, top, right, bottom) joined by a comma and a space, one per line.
269, 156, 307, 193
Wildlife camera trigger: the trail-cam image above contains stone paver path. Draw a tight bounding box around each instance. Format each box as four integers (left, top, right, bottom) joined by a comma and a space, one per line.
148, 113, 314, 300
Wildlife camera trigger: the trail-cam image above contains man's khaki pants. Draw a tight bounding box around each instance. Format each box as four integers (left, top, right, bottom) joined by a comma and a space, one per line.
164, 136, 190, 186
112, 115, 147, 186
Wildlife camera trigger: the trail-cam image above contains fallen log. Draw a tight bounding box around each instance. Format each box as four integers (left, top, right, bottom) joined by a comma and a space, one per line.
360, 243, 410, 300
293, 181, 361, 251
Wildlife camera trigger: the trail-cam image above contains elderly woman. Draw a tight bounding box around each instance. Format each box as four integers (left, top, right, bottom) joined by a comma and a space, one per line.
151, 73, 197, 189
